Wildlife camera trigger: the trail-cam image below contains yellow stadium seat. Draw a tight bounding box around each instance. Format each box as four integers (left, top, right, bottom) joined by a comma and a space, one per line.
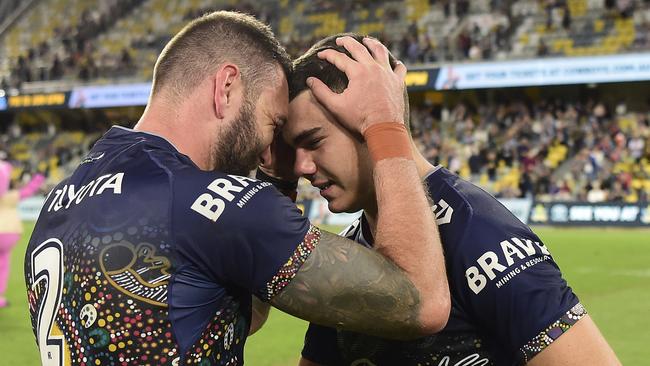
624, 192, 638, 203
357, 22, 385, 35
356, 10, 369, 21
10, 167, 23, 181
632, 179, 643, 190
459, 165, 470, 179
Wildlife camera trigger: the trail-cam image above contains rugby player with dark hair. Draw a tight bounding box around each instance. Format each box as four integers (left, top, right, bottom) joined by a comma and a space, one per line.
286, 33, 620, 366
24, 14, 450, 366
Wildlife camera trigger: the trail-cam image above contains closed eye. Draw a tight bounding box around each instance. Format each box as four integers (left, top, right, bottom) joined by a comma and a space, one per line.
304, 137, 324, 150
291, 127, 322, 149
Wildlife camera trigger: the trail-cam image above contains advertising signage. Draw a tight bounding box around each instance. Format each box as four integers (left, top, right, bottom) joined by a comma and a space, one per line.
434, 52, 650, 90
405, 69, 439, 91
6, 92, 69, 109
68, 83, 151, 108
6, 52, 650, 111
529, 202, 650, 226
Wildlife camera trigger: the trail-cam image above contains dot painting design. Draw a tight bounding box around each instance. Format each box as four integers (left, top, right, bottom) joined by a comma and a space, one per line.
26, 218, 248, 365
264, 225, 321, 301
520, 302, 587, 363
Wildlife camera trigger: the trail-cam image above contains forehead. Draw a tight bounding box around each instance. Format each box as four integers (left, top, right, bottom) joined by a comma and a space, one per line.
256, 69, 289, 115
285, 91, 332, 140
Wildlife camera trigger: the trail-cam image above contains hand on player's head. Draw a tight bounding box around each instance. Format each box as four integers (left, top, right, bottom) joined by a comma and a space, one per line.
306, 36, 407, 136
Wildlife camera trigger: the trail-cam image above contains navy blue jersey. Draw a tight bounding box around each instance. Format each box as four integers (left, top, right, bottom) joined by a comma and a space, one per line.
302, 167, 585, 366
24, 126, 319, 366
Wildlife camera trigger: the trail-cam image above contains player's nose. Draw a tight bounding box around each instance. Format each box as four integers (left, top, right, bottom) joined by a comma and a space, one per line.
294, 148, 317, 177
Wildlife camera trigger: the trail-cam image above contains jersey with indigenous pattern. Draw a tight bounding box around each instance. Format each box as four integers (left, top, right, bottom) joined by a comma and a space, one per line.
302, 167, 585, 366
25, 126, 316, 366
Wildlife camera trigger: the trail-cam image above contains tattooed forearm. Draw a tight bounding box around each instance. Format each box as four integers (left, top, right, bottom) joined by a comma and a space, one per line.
270, 230, 424, 340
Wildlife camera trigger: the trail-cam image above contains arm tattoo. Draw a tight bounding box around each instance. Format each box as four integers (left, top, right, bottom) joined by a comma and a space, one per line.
270, 231, 423, 339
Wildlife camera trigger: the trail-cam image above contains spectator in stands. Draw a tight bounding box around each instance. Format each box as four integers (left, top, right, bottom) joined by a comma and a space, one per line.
10, 0, 650, 87
50, 54, 64, 80
14, 56, 32, 85
537, 39, 549, 56
562, 4, 572, 30
608, 180, 627, 201
587, 180, 607, 202
120, 47, 133, 69
629, 131, 645, 160
0, 161, 44, 308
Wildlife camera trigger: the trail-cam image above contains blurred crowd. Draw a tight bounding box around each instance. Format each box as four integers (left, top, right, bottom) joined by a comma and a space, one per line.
2, 0, 143, 89
5, 0, 650, 89
3, 97, 648, 204
410, 99, 650, 202
0, 125, 101, 193
1, 0, 650, 203
279, 0, 513, 64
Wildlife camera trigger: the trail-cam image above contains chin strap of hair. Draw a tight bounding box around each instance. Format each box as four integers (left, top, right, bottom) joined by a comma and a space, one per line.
255, 169, 299, 202
363, 122, 413, 162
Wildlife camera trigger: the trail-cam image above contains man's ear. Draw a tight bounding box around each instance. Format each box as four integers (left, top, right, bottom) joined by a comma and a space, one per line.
213, 64, 240, 119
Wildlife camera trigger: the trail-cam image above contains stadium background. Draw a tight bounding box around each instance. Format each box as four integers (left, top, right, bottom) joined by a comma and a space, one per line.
0, 0, 649, 364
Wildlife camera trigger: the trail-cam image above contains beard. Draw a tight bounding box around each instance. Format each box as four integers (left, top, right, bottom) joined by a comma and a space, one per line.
211, 98, 264, 176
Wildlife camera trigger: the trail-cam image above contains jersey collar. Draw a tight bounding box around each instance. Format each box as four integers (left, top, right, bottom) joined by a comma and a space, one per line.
106, 126, 182, 153
358, 165, 445, 247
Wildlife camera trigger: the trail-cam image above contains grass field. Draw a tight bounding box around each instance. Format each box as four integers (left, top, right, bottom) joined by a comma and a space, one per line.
2, 223, 649, 365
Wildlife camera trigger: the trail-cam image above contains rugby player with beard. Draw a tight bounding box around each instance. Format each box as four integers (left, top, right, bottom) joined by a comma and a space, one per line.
285, 34, 620, 366
24, 14, 450, 366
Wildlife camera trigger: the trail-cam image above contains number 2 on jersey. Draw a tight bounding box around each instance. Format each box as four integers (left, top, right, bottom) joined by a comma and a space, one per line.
31, 238, 66, 366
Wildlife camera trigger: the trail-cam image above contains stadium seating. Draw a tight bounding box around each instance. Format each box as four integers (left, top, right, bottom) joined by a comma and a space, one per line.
0, 0, 145, 88
0, 0, 648, 203
1, 127, 101, 188
2, 0, 650, 87
514, 0, 638, 58
409, 100, 650, 202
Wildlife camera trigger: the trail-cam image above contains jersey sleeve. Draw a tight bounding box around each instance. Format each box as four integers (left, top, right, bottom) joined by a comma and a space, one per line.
301, 323, 343, 365
453, 215, 585, 363
174, 172, 317, 301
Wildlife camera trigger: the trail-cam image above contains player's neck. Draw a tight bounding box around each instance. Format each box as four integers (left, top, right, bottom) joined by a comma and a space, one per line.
408, 137, 436, 177
363, 202, 379, 237
134, 99, 213, 170
364, 152, 434, 237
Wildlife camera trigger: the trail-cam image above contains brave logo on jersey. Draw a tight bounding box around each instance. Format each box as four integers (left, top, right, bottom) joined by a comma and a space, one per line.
191, 174, 271, 222
465, 236, 552, 294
